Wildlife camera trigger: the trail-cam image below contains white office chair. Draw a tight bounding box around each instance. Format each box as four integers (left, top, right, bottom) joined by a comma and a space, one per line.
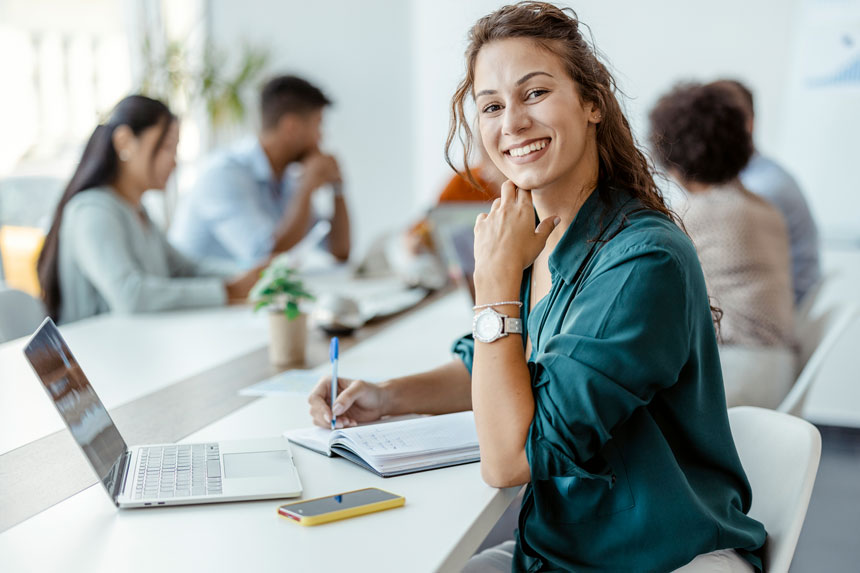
794, 274, 830, 327
0, 286, 46, 343
728, 406, 821, 573
778, 303, 860, 416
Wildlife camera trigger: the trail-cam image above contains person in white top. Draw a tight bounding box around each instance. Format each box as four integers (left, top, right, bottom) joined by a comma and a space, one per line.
37, 95, 261, 323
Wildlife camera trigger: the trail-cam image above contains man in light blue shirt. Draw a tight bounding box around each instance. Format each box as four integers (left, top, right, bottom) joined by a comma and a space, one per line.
711, 79, 821, 304
170, 76, 350, 268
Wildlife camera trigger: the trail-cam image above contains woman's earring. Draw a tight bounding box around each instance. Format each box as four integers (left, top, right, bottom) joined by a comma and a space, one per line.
119, 149, 131, 162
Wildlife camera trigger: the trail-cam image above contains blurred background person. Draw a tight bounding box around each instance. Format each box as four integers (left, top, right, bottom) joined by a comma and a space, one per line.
383, 144, 506, 293
406, 140, 505, 255
37, 95, 260, 324
169, 75, 350, 268
650, 82, 796, 408
709, 79, 822, 305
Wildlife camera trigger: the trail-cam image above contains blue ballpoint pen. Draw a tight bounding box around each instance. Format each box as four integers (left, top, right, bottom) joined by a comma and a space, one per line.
330, 337, 339, 430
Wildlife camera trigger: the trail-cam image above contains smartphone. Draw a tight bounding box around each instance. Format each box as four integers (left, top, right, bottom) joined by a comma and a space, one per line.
277, 487, 405, 526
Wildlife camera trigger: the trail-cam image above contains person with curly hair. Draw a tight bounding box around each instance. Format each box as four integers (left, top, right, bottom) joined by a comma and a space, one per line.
650, 82, 796, 408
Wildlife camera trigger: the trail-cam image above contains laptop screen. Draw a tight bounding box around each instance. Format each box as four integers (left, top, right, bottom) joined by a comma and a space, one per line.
427, 202, 491, 303
24, 318, 127, 498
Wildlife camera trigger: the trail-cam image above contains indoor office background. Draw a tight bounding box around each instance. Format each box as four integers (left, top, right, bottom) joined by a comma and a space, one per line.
0, 0, 858, 571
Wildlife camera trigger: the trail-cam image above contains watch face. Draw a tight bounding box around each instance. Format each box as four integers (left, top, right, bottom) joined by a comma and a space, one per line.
474, 309, 503, 343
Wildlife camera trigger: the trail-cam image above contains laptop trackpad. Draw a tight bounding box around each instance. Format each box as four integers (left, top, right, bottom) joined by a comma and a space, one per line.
223, 450, 291, 479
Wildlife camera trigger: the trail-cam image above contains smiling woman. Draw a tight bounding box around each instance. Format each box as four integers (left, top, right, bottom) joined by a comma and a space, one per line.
306, 3, 766, 572
445, 4, 673, 228
447, 4, 767, 572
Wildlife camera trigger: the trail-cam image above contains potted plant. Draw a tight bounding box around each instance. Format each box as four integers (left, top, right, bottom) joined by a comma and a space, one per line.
250, 261, 315, 367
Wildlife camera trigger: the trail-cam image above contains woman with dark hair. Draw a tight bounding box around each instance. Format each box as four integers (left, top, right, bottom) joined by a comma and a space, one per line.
308, 3, 765, 571
37, 95, 260, 323
650, 82, 796, 408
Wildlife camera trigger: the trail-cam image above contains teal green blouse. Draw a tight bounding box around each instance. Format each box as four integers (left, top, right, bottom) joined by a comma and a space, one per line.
453, 188, 766, 572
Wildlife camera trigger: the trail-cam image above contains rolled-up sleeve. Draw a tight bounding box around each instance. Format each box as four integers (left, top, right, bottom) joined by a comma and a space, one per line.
526, 245, 692, 481
451, 333, 476, 374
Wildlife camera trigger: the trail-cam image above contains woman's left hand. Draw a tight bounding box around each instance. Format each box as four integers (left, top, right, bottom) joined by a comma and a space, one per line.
473, 180, 559, 293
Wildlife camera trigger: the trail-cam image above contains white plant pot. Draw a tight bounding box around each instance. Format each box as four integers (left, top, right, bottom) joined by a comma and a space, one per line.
268, 311, 307, 367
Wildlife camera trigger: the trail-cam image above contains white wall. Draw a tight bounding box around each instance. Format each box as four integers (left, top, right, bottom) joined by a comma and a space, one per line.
780, 0, 860, 242
412, 0, 858, 242
207, 0, 415, 256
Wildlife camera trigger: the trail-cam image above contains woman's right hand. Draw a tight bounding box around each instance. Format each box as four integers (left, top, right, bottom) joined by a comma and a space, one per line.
308, 376, 387, 429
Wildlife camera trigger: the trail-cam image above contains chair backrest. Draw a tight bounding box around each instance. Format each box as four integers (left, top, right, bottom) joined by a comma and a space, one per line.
0, 225, 46, 297
0, 286, 47, 343
728, 406, 821, 573
779, 303, 860, 416
794, 273, 830, 329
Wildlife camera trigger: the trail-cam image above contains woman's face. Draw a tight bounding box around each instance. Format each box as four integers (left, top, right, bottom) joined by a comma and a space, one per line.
473, 38, 600, 192
123, 119, 179, 191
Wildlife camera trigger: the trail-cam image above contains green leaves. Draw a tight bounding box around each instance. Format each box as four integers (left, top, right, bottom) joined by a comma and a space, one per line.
250, 262, 315, 321
285, 301, 301, 321
138, 37, 269, 129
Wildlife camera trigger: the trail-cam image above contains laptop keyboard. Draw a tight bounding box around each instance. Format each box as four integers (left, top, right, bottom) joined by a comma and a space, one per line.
133, 443, 222, 500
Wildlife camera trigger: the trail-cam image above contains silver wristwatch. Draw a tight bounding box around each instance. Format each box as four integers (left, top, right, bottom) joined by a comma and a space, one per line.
472, 307, 524, 343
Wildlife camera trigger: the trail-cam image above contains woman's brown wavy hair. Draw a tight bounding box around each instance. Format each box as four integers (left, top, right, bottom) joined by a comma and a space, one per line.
444, 2, 724, 331
444, 1, 673, 223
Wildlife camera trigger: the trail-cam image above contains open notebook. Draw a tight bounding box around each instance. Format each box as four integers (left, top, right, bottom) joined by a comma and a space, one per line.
285, 411, 480, 477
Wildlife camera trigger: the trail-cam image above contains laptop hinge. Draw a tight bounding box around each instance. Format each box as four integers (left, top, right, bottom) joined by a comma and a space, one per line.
112, 449, 133, 505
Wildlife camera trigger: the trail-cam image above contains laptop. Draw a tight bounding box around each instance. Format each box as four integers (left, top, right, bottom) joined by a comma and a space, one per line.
23, 317, 303, 508
427, 202, 491, 303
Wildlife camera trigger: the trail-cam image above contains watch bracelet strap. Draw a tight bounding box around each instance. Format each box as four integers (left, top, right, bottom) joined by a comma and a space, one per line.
504, 317, 523, 334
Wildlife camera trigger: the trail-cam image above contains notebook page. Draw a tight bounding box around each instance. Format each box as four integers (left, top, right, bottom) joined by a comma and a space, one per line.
284, 415, 424, 457
285, 426, 333, 456
336, 411, 478, 461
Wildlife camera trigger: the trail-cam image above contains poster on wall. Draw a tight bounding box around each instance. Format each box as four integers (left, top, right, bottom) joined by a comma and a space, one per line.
782, 0, 860, 243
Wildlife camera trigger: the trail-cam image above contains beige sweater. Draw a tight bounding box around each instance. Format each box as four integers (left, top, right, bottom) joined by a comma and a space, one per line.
679, 183, 795, 348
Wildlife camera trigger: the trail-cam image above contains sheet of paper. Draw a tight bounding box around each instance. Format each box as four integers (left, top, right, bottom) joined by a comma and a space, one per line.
238, 370, 324, 397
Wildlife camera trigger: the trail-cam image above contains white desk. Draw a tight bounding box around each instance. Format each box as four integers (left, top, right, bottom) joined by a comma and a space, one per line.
0, 290, 519, 572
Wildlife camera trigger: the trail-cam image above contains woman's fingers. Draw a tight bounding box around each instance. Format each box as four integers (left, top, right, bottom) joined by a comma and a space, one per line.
517, 187, 534, 205
308, 375, 332, 422
535, 215, 561, 243
499, 180, 517, 203
310, 401, 331, 428
332, 380, 368, 416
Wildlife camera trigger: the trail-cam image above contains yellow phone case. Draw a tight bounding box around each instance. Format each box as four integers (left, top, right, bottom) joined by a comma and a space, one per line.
278, 488, 405, 526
